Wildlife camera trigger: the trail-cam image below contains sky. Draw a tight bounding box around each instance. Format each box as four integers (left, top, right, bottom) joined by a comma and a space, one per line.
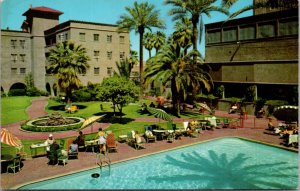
1, 0, 252, 60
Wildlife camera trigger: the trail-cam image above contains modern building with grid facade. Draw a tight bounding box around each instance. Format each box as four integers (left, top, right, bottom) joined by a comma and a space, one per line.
205, 2, 298, 104
1, 6, 130, 96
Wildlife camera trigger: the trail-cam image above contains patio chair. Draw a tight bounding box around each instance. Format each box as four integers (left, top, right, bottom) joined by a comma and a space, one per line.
7, 155, 21, 173
15, 144, 28, 160
144, 130, 156, 143
57, 149, 68, 166
134, 132, 145, 150
106, 132, 118, 152
223, 118, 229, 128
67, 139, 79, 159
128, 130, 144, 150
216, 119, 222, 129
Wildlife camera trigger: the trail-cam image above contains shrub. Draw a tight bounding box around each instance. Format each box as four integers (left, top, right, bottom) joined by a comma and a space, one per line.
26, 87, 41, 96
265, 100, 288, 116
253, 98, 266, 115
72, 90, 92, 102
8, 89, 26, 96
21, 122, 83, 132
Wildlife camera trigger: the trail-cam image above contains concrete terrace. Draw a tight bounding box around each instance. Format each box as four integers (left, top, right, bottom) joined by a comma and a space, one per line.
1, 97, 298, 189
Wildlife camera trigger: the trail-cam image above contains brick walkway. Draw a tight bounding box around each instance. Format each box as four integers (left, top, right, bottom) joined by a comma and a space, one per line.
3, 97, 270, 140
1, 97, 297, 189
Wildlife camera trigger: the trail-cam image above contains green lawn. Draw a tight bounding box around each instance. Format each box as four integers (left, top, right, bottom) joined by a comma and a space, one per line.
1, 96, 229, 156
1, 96, 37, 125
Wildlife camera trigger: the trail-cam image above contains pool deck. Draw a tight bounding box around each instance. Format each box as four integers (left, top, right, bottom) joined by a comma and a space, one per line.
1, 97, 298, 189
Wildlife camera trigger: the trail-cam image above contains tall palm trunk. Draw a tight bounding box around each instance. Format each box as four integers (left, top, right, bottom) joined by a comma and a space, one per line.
171, 78, 180, 117
139, 26, 145, 96
192, 20, 198, 52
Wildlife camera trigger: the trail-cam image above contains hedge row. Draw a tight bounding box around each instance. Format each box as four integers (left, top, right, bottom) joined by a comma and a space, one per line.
21, 122, 83, 132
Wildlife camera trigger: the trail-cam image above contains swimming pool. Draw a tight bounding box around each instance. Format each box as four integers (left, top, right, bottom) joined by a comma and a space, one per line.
19, 137, 298, 190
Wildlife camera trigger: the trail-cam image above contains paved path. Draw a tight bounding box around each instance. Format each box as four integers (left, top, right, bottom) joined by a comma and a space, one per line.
2, 97, 271, 140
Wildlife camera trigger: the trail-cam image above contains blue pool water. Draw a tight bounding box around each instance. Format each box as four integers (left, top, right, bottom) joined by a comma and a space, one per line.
19, 138, 298, 190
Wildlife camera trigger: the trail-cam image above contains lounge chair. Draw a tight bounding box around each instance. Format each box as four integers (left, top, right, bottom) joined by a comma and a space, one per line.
134, 132, 144, 150
128, 131, 144, 150
67, 139, 79, 159
106, 132, 118, 152
7, 155, 21, 173
144, 130, 156, 143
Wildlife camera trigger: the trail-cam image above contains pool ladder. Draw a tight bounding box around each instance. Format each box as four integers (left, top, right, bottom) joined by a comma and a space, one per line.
96, 152, 111, 169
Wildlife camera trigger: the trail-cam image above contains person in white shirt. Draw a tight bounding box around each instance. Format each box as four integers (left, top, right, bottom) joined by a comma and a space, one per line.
45, 134, 55, 152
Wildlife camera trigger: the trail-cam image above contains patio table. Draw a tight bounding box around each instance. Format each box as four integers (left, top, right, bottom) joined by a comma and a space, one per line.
30, 143, 47, 157
1, 154, 14, 162
153, 130, 167, 140
85, 139, 98, 152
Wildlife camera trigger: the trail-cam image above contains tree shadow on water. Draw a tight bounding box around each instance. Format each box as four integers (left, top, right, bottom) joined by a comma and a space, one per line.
146, 150, 298, 189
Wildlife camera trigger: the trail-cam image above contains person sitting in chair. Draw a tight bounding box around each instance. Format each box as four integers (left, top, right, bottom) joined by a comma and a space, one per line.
69, 140, 78, 154
229, 104, 238, 114
75, 131, 85, 148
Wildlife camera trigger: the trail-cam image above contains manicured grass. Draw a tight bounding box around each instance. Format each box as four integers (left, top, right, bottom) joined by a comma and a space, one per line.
1, 96, 36, 125
1, 96, 230, 157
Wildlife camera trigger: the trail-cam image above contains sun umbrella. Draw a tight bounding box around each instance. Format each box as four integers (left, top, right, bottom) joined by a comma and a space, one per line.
79, 115, 105, 130
1, 128, 22, 147
146, 107, 173, 122
273, 105, 298, 123
196, 102, 212, 114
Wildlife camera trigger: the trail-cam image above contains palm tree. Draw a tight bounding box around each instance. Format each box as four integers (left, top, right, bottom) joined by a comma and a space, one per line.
117, 1, 165, 95
172, 17, 193, 55
115, 58, 134, 79
144, 32, 155, 58
129, 50, 138, 65
47, 41, 90, 102
144, 42, 212, 116
153, 31, 166, 54
165, 0, 229, 54
222, 0, 298, 20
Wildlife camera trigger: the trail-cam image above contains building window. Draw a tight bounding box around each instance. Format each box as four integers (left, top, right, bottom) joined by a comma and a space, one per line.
258, 23, 275, 38
279, 20, 298, 36
65, 33, 68, 41
11, 54, 17, 62
94, 34, 99, 41
20, 68, 26, 74
120, 36, 125, 44
79, 33, 86, 41
223, 28, 237, 42
107, 67, 113, 77
120, 52, 125, 61
94, 67, 100, 75
107, 51, 112, 60
107, 35, 112, 43
11, 68, 17, 74
20, 54, 25, 62
239, 25, 255, 40
207, 30, 221, 44
11, 40, 17, 48
94, 51, 100, 57
58, 34, 64, 41
20, 40, 25, 49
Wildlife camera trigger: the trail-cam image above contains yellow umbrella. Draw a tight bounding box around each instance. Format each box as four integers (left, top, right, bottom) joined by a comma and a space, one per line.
1, 128, 22, 147
79, 115, 105, 130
